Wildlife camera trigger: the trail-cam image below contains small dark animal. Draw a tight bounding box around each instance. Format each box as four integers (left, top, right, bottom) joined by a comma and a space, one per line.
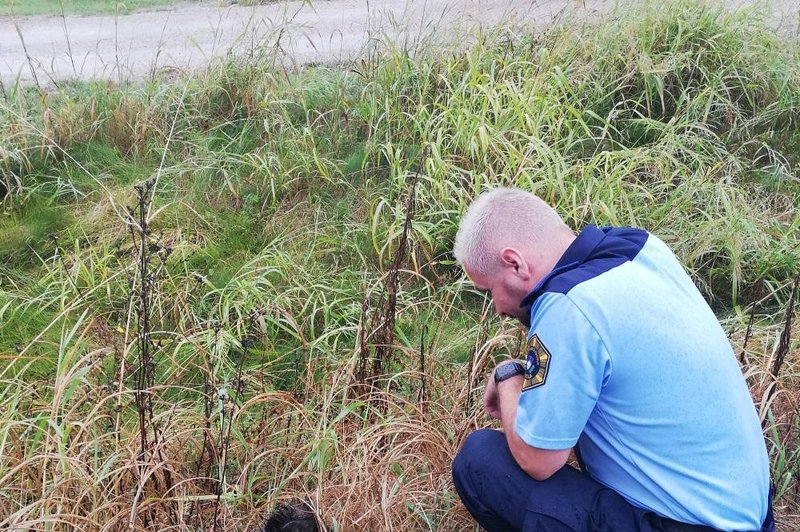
260, 499, 319, 532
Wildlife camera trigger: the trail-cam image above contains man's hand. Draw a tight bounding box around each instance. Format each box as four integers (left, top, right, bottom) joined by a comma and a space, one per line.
484, 360, 524, 420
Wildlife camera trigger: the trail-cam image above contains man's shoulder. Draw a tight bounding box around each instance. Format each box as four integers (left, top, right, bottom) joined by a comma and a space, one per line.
541, 226, 653, 297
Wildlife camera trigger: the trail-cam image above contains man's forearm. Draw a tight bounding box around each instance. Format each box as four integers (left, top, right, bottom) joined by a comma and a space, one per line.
497, 375, 523, 436
496, 375, 570, 480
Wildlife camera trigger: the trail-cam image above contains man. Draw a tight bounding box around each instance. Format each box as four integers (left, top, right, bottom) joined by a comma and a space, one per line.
451, 188, 773, 532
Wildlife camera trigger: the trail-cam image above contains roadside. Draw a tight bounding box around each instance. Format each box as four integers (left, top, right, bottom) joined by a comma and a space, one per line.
0, 0, 183, 17
0, 0, 797, 88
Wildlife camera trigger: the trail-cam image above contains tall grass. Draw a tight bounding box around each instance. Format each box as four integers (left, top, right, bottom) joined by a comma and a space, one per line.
1, 1, 799, 530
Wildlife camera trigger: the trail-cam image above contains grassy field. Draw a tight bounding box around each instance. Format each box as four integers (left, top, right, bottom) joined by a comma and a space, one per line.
1, 0, 799, 530
0, 0, 192, 16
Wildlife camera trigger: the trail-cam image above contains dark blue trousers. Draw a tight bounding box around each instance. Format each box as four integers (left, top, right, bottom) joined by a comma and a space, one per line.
451, 429, 775, 532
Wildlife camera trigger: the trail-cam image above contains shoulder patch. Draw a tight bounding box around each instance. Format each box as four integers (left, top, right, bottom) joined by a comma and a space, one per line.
522, 334, 551, 391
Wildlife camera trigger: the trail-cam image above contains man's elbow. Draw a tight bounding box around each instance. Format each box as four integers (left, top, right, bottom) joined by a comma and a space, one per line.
518, 457, 561, 481
508, 434, 568, 481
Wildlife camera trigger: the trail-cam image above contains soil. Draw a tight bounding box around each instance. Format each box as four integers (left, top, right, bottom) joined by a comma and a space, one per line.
0, 0, 797, 88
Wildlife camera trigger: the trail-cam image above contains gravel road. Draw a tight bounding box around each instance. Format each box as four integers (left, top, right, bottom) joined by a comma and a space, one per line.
0, 0, 797, 88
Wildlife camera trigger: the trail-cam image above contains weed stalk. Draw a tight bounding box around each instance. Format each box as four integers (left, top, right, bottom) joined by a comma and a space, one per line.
128, 178, 177, 528
770, 278, 798, 386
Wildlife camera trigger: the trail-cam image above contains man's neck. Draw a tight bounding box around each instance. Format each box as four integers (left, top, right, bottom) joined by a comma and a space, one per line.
530, 232, 576, 287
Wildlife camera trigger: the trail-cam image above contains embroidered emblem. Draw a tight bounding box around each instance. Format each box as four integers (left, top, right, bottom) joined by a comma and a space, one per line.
522, 334, 551, 391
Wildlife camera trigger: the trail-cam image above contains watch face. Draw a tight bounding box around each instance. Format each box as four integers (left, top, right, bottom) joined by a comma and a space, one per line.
495, 362, 523, 383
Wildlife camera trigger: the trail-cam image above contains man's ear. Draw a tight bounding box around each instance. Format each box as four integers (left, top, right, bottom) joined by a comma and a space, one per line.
500, 247, 531, 279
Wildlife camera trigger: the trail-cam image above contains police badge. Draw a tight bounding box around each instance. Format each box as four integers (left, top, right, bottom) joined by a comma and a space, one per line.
522, 334, 551, 391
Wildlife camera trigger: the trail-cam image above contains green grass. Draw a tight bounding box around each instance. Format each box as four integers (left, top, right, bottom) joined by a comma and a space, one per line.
0, 0, 188, 16
0, 1, 799, 530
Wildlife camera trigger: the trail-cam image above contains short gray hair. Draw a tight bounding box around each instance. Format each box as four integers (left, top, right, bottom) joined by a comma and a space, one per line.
453, 188, 572, 274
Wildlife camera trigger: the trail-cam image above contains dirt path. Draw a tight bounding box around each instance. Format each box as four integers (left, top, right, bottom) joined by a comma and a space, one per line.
0, 0, 797, 88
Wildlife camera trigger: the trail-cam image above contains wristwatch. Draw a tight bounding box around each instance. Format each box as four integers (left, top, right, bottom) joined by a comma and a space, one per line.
494, 361, 525, 384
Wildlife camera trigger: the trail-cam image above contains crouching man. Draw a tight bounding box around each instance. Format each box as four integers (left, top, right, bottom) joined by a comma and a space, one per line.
451, 188, 774, 532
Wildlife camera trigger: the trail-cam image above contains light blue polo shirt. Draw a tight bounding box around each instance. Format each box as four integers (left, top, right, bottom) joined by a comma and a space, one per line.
515, 225, 770, 531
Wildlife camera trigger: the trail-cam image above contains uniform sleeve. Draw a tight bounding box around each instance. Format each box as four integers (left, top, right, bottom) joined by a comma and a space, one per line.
514, 292, 612, 450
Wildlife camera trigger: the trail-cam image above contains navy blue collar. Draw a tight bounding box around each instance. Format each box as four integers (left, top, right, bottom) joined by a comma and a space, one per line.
519, 225, 606, 309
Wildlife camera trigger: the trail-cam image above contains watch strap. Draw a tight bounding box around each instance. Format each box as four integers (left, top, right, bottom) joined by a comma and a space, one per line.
494, 361, 525, 383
